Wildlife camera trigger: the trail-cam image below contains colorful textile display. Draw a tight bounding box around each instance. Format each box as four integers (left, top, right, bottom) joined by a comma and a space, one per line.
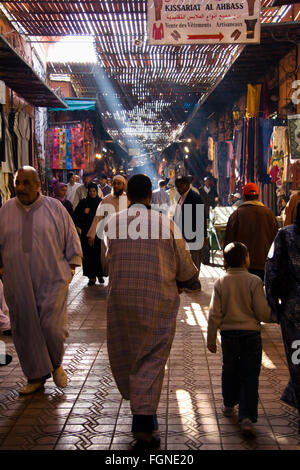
258, 182, 277, 214
66, 128, 72, 170
84, 121, 93, 169
45, 121, 93, 170
52, 128, 60, 169
58, 128, 66, 169
71, 124, 85, 170
221, 117, 288, 214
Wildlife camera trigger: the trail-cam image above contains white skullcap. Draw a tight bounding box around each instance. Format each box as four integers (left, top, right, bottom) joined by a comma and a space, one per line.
113, 175, 126, 184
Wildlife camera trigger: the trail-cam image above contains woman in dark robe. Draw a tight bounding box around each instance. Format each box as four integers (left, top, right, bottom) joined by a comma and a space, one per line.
74, 182, 104, 286
53, 182, 74, 219
265, 201, 300, 432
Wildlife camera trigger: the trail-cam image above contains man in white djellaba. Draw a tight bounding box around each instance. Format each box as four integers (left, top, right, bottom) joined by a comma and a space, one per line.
0, 166, 82, 394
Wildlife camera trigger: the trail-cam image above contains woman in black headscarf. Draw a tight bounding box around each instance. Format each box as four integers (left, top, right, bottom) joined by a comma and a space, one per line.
74, 182, 104, 286
265, 201, 300, 432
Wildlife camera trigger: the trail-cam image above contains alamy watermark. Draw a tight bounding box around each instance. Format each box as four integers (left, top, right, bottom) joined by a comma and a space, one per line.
292, 80, 300, 105
95, 202, 205, 250
0, 340, 6, 364
291, 340, 300, 365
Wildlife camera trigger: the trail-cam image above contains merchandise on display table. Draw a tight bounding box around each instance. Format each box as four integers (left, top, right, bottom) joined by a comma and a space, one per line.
208, 206, 236, 262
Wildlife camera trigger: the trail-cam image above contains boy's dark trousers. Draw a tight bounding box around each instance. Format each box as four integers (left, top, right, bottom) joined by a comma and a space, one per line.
220, 330, 262, 423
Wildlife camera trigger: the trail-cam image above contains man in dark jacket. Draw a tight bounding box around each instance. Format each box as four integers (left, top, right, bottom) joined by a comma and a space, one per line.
199, 176, 219, 222
174, 176, 206, 292
224, 182, 278, 281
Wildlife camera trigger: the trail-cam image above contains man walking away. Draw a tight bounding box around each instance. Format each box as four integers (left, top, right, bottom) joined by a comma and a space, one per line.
103, 174, 198, 450
174, 176, 207, 292
224, 182, 278, 281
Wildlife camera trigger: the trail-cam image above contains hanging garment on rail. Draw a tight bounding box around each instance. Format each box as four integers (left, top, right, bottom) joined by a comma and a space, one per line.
71, 124, 85, 170
44, 128, 53, 169
246, 84, 262, 118
52, 128, 60, 169
19, 111, 30, 166
66, 127, 72, 170
217, 141, 230, 205
84, 121, 93, 169
58, 128, 66, 169
1, 114, 14, 174
0, 105, 5, 163
288, 115, 300, 159
14, 111, 22, 169
8, 111, 18, 171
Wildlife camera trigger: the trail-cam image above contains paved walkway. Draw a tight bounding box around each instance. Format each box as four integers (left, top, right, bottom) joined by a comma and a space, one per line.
0, 258, 299, 451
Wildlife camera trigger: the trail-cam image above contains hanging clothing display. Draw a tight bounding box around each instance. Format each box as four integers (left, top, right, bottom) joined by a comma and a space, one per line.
288, 115, 300, 159
66, 128, 72, 169
84, 121, 93, 169
2, 114, 14, 174
44, 128, 53, 169
0, 105, 5, 163
52, 128, 60, 169
14, 112, 22, 169
29, 117, 33, 166
71, 123, 85, 170
8, 111, 18, 171
0, 172, 9, 205
216, 141, 230, 206
290, 160, 300, 189
46, 121, 93, 171
208, 136, 214, 162
262, 80, 269, 119
0, 108, 32, 204
272, 126, 287, 158
246, 84, 262, 118
258, 118, 274, 183
59, 128, 66, 169
268, 126, 288, 185
218, 117, 288, 214
19, 111, 30, 166
232, 127, 243, 181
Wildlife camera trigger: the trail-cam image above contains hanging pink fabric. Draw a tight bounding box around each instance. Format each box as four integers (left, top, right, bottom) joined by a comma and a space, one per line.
71, 124, 85, 170
52, 128, 60, 169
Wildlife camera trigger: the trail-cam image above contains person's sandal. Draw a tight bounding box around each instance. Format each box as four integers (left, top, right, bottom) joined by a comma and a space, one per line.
240, 418, 256, 437
19, 381, 45, 395
132, 435, 161, 450
222, 405, 234, 417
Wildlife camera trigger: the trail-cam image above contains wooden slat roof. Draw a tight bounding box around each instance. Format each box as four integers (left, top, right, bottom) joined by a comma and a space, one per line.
0, 0, 298, 149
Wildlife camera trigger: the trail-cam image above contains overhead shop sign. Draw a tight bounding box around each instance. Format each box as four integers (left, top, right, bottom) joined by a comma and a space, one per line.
148, 0, 260, 45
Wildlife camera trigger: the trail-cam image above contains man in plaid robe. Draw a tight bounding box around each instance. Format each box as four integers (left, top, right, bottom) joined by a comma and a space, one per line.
102, 174, 198, 450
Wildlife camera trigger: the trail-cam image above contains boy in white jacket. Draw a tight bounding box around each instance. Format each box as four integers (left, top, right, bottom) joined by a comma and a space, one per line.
207, 242, 272, 436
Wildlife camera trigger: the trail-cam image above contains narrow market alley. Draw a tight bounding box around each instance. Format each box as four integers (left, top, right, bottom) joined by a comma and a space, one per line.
0, 260, 299, 451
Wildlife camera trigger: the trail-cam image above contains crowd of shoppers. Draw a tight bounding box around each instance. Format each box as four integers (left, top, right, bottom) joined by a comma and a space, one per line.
0, 165, 299, 449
